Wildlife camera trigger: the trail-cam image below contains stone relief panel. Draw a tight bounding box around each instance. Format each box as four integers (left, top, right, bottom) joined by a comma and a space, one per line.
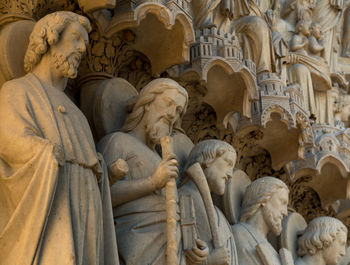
2, 0, 350, 264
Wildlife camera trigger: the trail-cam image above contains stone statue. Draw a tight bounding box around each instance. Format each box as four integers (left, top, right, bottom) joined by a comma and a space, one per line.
288, 19, 333, 123
233, 0, 276, 75
288, 20, 317, 119
342, 6, 350, 57
192, 0, 234, 29
295, 216, 347, 265
0, 11, 119, 265
290, 20, 310, 55
308, 22, 326, 60
231, 177, 289, 265
180, 139, 238, 265
97, 78, 197, 264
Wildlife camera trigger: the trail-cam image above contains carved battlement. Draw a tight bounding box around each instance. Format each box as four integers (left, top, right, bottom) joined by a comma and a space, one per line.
190, 27, 243, 67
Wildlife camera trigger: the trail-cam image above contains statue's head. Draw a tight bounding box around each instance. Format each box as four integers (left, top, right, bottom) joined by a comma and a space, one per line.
295, 20, 310, 36
310, 22, 322, 39
122, 78, 188, 147
298, 216, 347, 265
240, 177, 289, 236
184, 139, 236, 195
24, 11, 91, 79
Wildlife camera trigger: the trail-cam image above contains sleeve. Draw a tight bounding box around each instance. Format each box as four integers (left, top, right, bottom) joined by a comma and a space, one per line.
0, 80, 53, 167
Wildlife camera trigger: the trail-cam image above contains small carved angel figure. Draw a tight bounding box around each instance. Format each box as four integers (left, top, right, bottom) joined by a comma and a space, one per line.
290, 20, 310, 55
308, 22, 326, 60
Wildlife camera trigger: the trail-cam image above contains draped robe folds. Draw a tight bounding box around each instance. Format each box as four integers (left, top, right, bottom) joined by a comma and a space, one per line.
0, 73, 119, 265
232, 222, 282, 265
233, 0, 276, 74
97, 132, 185, 265
180, 181, 238, 265
288, 52, 333, 123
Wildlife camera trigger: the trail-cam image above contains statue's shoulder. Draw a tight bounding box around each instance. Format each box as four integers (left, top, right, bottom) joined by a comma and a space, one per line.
0, 74, 31, 99
231, 222, 250, 238
97, 131, 138, 155
100, 131, 134, 144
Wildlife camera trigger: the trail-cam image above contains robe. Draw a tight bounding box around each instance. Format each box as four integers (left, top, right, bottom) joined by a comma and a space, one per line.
98, 132, 184, 265
232, 222, 281, 265
0, 73, 119, 265
179, 180, 238, 265
233, 0, 276, 74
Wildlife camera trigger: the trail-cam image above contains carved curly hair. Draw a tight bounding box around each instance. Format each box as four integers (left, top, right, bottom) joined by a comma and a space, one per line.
24, 11, 91, 73
298, 216, 347, 256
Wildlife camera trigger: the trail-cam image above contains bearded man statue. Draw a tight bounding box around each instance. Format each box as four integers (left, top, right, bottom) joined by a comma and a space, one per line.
0, 11, 118, 265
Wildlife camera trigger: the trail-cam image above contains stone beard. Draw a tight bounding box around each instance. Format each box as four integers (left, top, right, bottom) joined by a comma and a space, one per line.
0, 12, 118, 265
97, 79, 188, 264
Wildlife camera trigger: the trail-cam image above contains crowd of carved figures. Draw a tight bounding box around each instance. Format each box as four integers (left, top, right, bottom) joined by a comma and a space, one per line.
2, 0, 350, 264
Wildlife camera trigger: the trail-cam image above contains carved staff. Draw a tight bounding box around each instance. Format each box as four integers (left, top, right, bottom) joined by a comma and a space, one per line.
186, 162, 222, 248
160, 136, 178, 265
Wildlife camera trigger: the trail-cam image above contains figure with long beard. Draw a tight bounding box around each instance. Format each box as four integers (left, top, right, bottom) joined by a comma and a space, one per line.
98, 78, 210, 264
231, 177, 289, 265
0, 12, 118, 265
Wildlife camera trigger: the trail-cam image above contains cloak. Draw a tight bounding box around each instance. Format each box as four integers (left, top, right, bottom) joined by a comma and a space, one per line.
0, 73, 118, 265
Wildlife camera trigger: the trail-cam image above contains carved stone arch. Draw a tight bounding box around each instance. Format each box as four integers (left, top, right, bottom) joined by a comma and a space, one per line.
316, 154, 349, 176
200, 57, 258, 125
317, 135, 341, 153
105, 3, 195, 74
261, 104, 296, 130
308, 154, 350, 209
202, 57, 258, 101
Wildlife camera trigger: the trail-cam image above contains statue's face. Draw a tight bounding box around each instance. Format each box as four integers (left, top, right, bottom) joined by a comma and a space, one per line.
301, 24, 310, 36
50, 21, 88, 79
204, 150, 236, 195
145, 88, 186, 146
262, 188, 288, 235
322, 231, 347, 265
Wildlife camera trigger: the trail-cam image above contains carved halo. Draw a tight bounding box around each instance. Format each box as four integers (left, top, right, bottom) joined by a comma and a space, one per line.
280, 212, 307, 261
93, 78, 138, 140
222, 168, 251, 225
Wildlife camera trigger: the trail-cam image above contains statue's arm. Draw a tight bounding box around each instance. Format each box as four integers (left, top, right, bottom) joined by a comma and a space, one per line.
309, 37, 324, 53
110, 177, 156, 207
290, 36, 307, 51
110, 154, 178, 207
0, 82, 56, 164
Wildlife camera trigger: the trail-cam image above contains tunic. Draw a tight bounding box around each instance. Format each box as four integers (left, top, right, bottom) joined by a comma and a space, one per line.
232, 222, 281, 265
0, 73, 119, 265
98, 132, 184, 265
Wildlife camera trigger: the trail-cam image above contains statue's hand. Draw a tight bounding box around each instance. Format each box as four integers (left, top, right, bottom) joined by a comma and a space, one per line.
150, 154, 178, 190
185, 239, 209, 265
53, 143, 65, 166
207, 246, 230, 265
